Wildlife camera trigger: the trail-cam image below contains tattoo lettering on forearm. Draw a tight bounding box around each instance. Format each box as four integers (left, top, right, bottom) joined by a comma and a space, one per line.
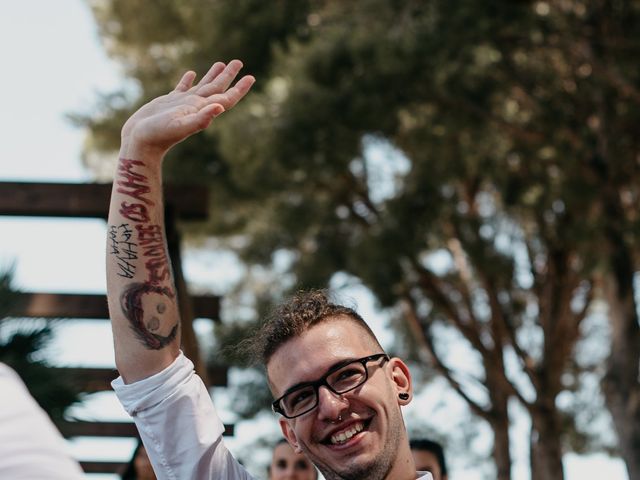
120, 282, 178, 349
119, 202, 150, 223
116, 158, 153, 222
108, 223, 138, 279
116, 159, 154, 205
114, 158, 178, 350
136, 224, 172, 284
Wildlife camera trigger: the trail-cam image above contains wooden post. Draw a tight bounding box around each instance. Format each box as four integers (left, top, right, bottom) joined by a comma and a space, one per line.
165, 206, 210, 387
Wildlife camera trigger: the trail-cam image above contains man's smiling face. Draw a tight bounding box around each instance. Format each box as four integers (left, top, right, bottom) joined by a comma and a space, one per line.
267, 316, 414, 480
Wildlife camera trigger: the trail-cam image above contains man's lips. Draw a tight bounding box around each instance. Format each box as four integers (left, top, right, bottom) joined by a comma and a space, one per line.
330, 421, 365, 445
320, 418, 372, 446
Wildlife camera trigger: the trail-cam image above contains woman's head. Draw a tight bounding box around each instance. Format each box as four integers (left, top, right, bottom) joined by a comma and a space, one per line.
268, 439, 317, 480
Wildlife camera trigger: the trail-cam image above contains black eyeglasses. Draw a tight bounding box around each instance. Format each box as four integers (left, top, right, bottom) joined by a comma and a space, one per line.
272, 353, 389, 419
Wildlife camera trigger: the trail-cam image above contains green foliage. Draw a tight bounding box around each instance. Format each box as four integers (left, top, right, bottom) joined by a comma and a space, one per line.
0, 327, 81, 422
0, 271, 81, 422
0, 269, 19, 317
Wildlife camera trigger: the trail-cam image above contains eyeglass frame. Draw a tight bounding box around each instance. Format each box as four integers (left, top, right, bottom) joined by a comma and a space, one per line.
271, 353, 390, 419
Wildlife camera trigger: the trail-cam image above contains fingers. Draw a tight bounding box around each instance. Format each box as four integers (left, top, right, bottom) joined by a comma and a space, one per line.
207, 75, 256, 110
174, 71, 197, 92
166, 60, 253, 141
197, 60, 245, 97
196, 62, 226, 87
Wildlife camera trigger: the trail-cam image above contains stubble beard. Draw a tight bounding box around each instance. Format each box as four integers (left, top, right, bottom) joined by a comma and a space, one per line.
317, 459, 391, 480
312, 408, 405, 480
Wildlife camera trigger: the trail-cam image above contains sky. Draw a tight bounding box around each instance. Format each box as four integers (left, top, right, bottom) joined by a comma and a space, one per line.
0, 1, 629, 479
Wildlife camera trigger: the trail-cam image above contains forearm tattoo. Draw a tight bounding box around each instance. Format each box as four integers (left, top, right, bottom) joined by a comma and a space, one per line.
109, 224, 137, 279
137, 224, 171, 284
118, 159, 151, 222
120, 282, 178, 349
110, 158, 179, 350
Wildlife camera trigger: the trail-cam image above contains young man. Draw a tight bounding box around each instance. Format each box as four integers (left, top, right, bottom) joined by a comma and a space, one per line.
410, 439, 448, 480
107, 60, 431, 480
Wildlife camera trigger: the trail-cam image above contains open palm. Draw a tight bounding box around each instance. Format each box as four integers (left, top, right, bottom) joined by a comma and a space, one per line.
121, 60, 255, 156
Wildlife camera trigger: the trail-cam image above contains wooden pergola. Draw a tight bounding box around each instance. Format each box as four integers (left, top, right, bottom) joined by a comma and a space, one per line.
1, 181, 233, 475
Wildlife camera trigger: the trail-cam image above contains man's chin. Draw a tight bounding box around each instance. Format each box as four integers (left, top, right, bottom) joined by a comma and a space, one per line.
317, 450, 386, 480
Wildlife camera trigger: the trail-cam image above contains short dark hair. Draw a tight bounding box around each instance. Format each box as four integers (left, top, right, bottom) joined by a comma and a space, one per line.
248, 289, 383, 365
410, 438, 448, 476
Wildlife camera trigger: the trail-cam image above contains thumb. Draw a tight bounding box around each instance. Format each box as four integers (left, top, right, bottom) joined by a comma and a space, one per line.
165, 103, 226, 141
189, 103, 226, 132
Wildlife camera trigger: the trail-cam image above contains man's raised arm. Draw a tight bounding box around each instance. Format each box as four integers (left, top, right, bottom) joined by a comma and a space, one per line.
106, 60, 254, 383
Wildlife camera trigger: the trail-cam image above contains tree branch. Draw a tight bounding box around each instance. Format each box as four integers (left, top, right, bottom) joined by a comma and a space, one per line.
446, 236, 481, 330
401, 293, 491, 420
410, 258, 489, 357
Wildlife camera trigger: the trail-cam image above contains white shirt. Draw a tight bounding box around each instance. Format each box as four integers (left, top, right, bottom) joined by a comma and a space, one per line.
0, 363, 85, 479
113, 352, 433, 480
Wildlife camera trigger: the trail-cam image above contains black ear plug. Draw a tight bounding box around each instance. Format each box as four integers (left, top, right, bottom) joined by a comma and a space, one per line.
399, 393, 409, 400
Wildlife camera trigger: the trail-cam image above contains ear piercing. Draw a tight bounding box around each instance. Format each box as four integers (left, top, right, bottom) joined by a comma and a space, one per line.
398, 392, 409, 400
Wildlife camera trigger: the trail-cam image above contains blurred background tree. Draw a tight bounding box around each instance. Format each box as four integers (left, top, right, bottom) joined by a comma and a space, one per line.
79, 0, 640, 478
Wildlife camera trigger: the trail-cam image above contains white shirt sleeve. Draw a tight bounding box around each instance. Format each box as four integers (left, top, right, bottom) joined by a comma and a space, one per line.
112, 351, 255, 480
0, 363, 85, 480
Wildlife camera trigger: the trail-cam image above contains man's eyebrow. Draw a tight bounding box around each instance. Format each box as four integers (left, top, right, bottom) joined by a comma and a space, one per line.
282, 356, 361, 396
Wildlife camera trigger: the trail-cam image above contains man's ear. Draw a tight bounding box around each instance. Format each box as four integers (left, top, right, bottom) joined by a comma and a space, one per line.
279, 418, 303, 453
389, 357, 413, 405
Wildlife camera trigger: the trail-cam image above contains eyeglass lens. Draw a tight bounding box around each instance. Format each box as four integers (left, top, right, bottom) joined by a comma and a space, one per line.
282, 361, 369, 417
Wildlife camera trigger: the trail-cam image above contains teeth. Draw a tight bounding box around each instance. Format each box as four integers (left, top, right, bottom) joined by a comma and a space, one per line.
330, 422, 364, 445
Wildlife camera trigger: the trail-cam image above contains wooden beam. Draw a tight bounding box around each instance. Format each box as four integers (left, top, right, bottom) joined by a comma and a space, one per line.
52, 364, 228, 390
80, 461, 126, 474
11, 292, 220, 321
0, 182, 208, 219
58, 420, 234, 438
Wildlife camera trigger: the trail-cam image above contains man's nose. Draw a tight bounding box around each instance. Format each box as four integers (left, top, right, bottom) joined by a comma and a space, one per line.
316, 385, 349, 420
